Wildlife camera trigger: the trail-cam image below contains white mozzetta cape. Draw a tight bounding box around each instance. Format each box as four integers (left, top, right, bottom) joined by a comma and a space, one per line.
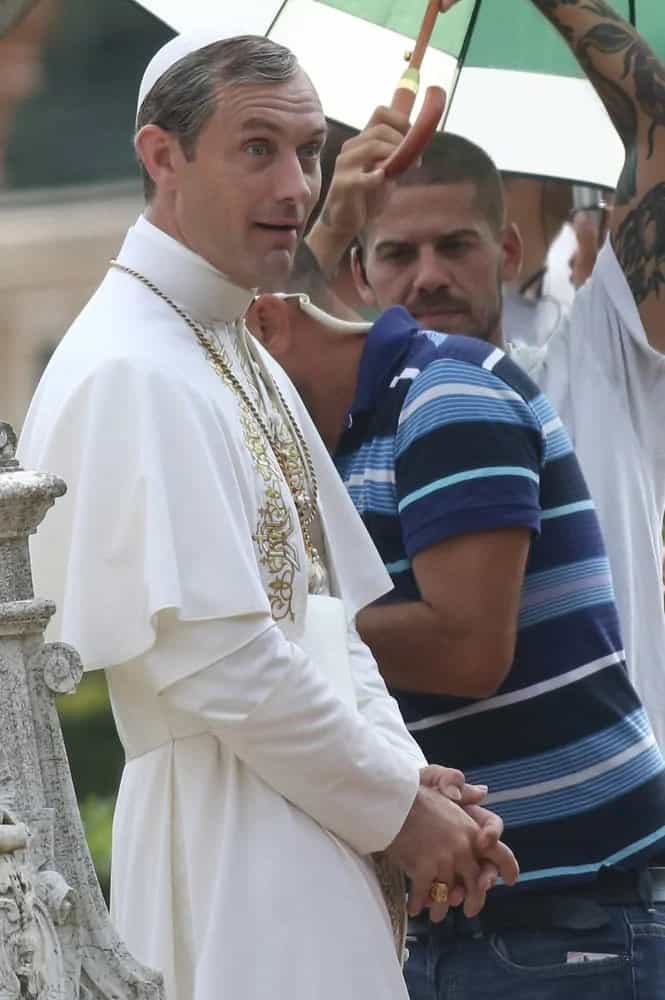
19, 217, 425, 1000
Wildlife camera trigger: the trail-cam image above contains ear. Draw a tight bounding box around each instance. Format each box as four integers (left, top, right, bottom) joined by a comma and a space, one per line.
134, 124, 183, 195
350, 244, 379, 308
500, 222, 523, 284
245, 294, 294, 359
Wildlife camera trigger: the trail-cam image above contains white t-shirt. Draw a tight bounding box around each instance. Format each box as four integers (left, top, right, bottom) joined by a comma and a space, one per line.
512, 239, 665, 751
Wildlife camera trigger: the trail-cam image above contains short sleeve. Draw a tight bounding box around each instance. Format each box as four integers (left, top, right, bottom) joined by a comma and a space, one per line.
394, 358, 543, 558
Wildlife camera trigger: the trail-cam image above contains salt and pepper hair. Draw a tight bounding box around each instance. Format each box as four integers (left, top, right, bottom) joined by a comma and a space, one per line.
136, 35, 300, 201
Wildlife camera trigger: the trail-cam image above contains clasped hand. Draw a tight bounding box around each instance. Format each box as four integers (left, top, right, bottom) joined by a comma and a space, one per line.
388, 765, 519, 923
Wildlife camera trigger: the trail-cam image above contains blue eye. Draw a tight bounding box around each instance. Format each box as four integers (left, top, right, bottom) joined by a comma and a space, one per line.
246, 141, 270, 157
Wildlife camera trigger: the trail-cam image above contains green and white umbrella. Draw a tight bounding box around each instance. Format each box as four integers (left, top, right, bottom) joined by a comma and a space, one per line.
132, 0, 665, 188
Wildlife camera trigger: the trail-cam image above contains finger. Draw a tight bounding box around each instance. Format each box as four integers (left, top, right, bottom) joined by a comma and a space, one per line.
456, 858, 484, 919
420, 765, 465, 788
425, 865, 455, 924
448, 882, 466, 908
342, 124, 409, 152
465, 804, 503, 850
463, 884, 487, 919
347, 168, 387, 191
428, 887, 452, 924
338, 138, 406, 171
332, 167, 387, 198
459, 783, 488, 806
407, 864, 438, 917
484, 840, 520, 887
419, 766, 465, 800
477, 861, 499, 894
365, 104, 411, 134
440, 783, 462, 802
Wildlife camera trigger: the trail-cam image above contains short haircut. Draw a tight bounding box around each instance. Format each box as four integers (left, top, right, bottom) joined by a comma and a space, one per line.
136, 36, 299, 201
374, 131, 505, 237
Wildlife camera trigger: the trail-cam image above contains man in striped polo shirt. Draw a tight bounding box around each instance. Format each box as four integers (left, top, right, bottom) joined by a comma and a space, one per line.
249, 267, 665, 995
306, 0, 665, 759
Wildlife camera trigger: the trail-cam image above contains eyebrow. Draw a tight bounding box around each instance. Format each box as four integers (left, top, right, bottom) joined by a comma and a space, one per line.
240, 117, 328, 141
375, 228, 480, 252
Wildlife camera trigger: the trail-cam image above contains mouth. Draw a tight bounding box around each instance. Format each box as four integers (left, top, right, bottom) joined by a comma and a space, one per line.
413, 306, 468, 320
254, 222, 300, 235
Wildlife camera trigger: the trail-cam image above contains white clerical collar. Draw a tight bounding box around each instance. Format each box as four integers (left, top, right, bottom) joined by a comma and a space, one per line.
115, 215, 255, 326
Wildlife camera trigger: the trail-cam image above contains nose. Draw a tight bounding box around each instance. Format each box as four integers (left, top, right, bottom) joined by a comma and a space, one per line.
413, 246, 450, 294
273, 150, 316, 213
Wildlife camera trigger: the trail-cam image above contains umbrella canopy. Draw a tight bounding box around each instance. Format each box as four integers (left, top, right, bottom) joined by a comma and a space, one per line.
131, 0, 665, 188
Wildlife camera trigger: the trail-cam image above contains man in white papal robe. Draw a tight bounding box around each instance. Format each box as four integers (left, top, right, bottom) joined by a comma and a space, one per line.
18, 27, 517, 1000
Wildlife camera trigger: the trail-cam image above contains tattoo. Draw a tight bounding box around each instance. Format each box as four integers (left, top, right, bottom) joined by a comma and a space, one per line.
578, 22, 665, 159
533, 0, 665, 204
612, 183, 665, 305
535, 1, 618, 17
582, 68, 638, 204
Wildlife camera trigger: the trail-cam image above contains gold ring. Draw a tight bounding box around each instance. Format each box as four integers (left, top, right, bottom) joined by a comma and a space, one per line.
429, 880, 449, 905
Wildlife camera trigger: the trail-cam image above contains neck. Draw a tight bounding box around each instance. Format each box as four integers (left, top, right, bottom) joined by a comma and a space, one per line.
300, 336, 365, 453
144, 200, 183, 247
488, 316, 506, 350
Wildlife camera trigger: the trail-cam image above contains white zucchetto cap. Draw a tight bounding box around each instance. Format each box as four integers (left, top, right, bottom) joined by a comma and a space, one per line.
134, 1, 290, 122
137, 26, 231, 122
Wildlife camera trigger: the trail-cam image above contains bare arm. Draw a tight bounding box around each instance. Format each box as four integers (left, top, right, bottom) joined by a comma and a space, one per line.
357, 527, 531, 698
532, 0, 665, 351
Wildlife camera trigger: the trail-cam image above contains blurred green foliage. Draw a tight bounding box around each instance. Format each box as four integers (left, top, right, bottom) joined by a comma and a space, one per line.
7, 0, 171, 188
57, 671, 122, 900
79, 793, 116, 894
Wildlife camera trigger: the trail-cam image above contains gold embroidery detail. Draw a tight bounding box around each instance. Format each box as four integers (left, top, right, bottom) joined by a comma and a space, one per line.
372, 852, 408, 963
239, 404, 300, 622
207, 333, 300, 621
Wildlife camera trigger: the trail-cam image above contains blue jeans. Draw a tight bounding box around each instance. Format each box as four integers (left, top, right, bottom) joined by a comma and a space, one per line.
404, 903, 665, 1000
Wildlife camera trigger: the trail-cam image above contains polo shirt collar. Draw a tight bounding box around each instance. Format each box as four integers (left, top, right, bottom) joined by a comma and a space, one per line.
352, 306, 419, 415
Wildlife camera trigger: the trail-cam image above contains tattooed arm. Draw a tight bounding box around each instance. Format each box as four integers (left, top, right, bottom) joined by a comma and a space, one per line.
533, 0, 665, 352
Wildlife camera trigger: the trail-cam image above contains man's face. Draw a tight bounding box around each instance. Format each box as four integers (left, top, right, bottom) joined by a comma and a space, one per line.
173, 69, 326, 290
356, 182, 506, 342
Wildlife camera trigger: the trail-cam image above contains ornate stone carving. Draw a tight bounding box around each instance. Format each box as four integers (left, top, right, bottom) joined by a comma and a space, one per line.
0, 423, 163, 999
29, 645, 83, 697
0, 426, 17, 469
0, 812, 73, 1000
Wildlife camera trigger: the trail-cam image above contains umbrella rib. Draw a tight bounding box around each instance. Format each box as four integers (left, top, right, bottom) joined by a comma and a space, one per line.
442, 0, 483, 130
266, 0, 291, 36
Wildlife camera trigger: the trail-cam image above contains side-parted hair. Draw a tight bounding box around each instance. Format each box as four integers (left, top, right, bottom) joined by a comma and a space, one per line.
135, 36, 299, 201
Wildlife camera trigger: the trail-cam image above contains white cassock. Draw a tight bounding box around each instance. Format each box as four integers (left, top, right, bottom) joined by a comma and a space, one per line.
19, 216, 426, 1000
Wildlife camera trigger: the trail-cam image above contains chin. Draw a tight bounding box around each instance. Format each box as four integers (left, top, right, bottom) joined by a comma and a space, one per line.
256, 252, 293, 292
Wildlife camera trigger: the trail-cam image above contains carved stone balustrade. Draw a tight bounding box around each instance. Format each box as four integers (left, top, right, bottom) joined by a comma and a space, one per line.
0, 421, 164, 999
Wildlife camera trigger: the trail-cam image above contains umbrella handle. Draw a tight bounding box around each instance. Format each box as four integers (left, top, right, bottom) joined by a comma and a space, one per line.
384, 85, 446, 178
382, 0, 444, 177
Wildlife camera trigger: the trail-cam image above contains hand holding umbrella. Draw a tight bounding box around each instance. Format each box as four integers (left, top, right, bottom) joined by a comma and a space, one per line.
309, 0, 461, 276
383, 0, 460, 177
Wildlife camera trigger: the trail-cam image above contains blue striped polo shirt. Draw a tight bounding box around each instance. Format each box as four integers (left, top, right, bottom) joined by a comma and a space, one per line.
335, 306, 665, 890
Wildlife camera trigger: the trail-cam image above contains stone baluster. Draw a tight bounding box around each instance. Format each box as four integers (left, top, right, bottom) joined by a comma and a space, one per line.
0, 421, 163, 1000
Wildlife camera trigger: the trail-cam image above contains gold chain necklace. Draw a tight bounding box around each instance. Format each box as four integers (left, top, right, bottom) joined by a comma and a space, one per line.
109, 259, 323, 576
